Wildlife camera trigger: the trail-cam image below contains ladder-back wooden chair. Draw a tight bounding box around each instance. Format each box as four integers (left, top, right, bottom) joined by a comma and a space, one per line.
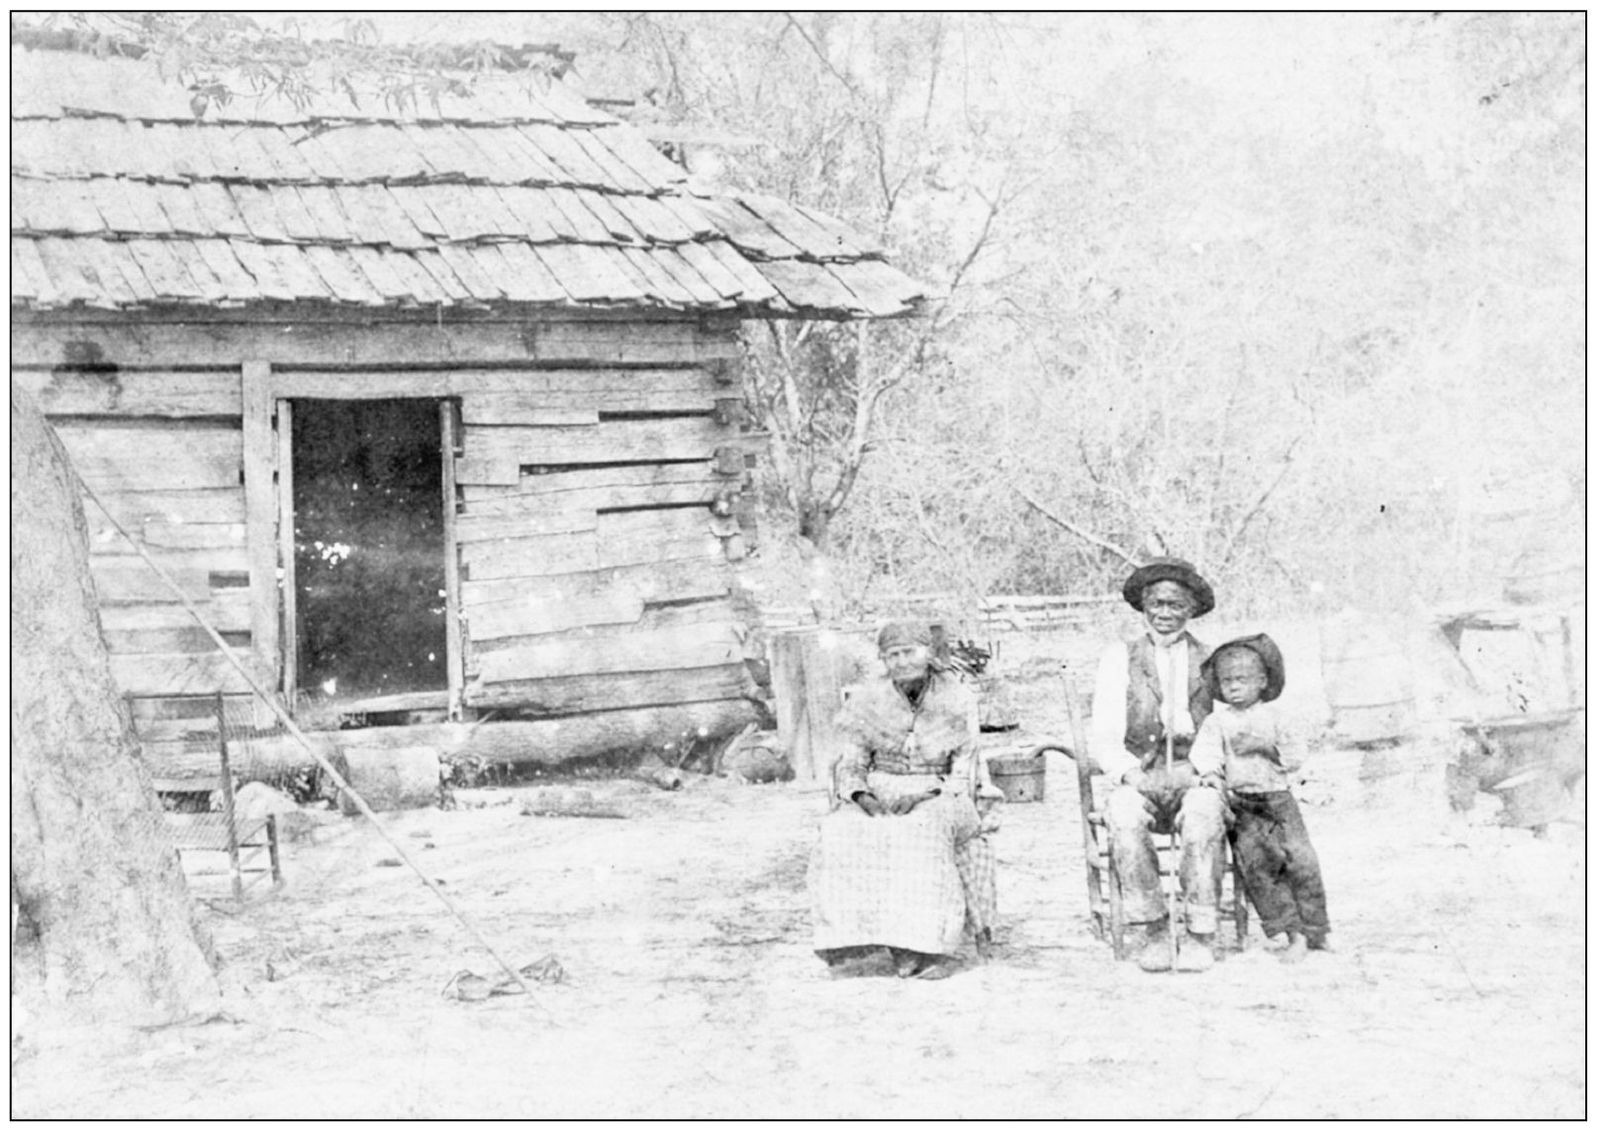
1063, 678, 1248, 958
150, 692, 283, 899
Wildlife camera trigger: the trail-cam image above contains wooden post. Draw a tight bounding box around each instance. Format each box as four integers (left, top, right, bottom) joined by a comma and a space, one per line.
215, 691, 243, 900
770, 628, 845, 784
276, 400, 297, 703
440, 400, 464, 721
241, 361, 279, 693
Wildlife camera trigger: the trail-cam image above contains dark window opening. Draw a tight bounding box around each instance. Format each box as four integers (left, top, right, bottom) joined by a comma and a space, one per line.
292, 399, 445, 704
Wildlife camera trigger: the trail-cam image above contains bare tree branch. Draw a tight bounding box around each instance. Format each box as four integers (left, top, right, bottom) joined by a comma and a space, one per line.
1007, 480, 1141, 567
782, 12, 857, 97
1218, 432, 1305, 566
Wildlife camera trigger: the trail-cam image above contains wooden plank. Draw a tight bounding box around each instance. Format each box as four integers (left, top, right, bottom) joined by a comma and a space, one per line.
10, 368, 241, 418
241, 361, 280, 688
465, 590, 644, 641
597, 508, 724, 569
455, 507, 599, 543
459, 461, 720, 502
103, 627, 251, 654
267, 367, 719, 409
738, 192, 849, 260
83, 488, 246, 536
621, 245, 699, 307
441, 400, 465, 721
769, 628, 844, 781
520, 124, 616, 188
457, 400, 600, 426
56, 424, 241, 492
454, 454, 520, 486
460, 530, 597, 580
460, 557, 730, 611
491, 242, 570, 305
277, 400, 298, 702
110, 652, 259, 696
192, 239, 261, 301
227, 238, 297, 302
99, 593, 253, 633
268, 185, 321, 243
462, 557, 731, 641
464, 664, 752, 713
127, 521, 245, 552
470, 620, 745, 682
91, 556, 234, 603
11, 319, 740, 368
465, 418, 727, 466
753, 258, 865, 312
460, 472, 719, 514
493, 186, 561, 242
572, 190, 641, 242
545, 187, 615, 243
691, 194, 803, 260
304, 245, 377, 304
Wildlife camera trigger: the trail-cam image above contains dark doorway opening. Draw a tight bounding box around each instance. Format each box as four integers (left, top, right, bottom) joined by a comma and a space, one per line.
291, 399, 446, 703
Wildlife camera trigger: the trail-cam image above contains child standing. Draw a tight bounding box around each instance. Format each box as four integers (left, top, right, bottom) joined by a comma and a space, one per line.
1190, 633, 1330, 962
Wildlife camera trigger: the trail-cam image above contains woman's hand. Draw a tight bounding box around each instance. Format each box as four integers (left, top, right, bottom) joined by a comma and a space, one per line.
888, 789, 941, 816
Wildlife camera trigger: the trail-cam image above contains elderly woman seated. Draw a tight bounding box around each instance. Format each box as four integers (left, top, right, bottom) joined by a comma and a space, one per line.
808, 620, 1002, 979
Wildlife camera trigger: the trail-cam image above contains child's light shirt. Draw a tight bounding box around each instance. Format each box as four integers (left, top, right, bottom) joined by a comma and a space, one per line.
1189, 700, 1308, 794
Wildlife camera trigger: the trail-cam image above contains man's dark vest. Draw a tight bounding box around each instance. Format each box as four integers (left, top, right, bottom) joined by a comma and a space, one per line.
1124, 633, 1214, 769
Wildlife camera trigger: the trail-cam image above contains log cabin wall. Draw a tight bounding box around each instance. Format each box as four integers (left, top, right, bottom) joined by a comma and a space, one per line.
11, 40, 922, 772
12, 312, 764, 735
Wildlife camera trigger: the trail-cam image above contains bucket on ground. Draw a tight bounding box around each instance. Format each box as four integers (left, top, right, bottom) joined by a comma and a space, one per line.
986, 748, 1046, 803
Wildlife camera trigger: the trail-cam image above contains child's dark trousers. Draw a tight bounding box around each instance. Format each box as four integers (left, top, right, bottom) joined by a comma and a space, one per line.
1226, 789, 1329, 945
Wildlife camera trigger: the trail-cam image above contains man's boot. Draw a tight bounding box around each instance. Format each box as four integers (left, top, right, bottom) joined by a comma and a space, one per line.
1176, 931, 1215, 972
1136, 923, 1174, 972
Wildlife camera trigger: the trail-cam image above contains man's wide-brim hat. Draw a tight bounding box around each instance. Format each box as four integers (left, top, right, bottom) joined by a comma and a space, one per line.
1121, 557, 1216, 617
1202, 633, 1286, 703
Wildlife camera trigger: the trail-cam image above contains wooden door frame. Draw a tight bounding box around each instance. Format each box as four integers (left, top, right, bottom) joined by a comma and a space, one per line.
243, 364, 465, 718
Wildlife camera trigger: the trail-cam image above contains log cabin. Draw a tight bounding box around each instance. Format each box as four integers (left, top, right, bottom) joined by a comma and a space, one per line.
9, 41, 923, 780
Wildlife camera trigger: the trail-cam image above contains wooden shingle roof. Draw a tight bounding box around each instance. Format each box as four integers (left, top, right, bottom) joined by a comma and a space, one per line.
9, 46, 923, 317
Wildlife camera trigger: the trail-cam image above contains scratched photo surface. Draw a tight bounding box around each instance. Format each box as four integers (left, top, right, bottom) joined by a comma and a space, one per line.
10, 12, 1583, 1119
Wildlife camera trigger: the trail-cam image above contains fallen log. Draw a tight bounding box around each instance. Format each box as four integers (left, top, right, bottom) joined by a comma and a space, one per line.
140, 699, 766, 780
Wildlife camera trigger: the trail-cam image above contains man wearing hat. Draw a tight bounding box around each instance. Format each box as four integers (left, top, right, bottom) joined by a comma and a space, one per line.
809, 620, 999, 979
1089, 557, 1226, 972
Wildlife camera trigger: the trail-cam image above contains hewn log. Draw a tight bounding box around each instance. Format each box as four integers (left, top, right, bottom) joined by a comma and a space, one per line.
12, 317, 741, 369
11, 368, 242, 417
97, 592, 253, 632
464, 663, 754, 713
90, 554, 245, 603
466, 590, 645, 641
471, 620, 746, 683
460, 529, 597, 580
464, 418, 727, 466
145, 700, 764, 777
81, 488, 246, 539
109, 651, 265, 696
55, 423, 241, 491
459, 462, 721, 512
454, 506, 599, 543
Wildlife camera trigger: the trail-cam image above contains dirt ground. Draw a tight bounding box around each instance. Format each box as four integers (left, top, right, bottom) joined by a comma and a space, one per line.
11, 634, 1586, 1119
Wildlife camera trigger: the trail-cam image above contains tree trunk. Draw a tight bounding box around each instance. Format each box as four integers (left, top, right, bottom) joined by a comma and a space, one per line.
10, 386, 220, 1028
